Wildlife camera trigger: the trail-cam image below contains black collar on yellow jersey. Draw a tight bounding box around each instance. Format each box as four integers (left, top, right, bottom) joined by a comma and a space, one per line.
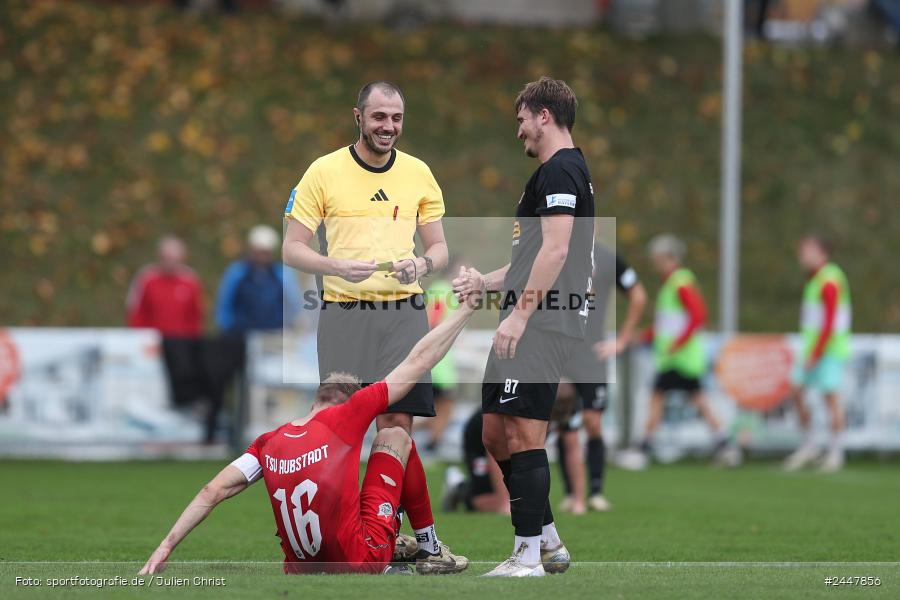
348, 144, 396, 174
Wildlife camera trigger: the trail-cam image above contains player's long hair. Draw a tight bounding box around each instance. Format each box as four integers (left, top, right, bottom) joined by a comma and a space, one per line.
316, 372, 362, 405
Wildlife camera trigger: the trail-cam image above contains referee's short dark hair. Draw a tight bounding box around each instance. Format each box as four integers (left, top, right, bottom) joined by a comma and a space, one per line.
515, 76, 578, 131
357, 81, 405, 114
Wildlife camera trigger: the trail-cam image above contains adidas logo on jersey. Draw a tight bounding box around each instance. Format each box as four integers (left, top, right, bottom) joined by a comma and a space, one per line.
370, 188, 390, 202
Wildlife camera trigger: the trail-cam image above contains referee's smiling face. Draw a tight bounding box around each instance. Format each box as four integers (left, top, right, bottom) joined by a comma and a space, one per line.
354, 88, 404, 155
516, 106, 544, 158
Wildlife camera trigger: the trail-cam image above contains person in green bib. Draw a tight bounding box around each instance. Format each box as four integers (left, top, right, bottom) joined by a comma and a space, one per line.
784, 234, 851, 473
621, 235, 729, 469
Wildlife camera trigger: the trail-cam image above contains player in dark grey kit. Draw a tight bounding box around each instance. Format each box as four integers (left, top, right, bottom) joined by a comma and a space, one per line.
454, 77, 594, 577
554, 244, 646, 514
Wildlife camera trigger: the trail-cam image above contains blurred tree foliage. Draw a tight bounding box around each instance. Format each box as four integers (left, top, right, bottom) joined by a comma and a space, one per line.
2, 1, 898, 332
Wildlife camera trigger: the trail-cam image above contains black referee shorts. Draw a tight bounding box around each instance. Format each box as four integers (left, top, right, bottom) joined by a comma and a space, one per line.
481, 326, 578, 421
316, 296, 434, 417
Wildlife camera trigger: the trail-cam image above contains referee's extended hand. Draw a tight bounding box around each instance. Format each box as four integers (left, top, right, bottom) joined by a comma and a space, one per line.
335, 259, 377, 283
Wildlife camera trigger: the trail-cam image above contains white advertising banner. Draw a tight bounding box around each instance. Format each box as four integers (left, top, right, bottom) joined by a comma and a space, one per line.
5, 328, 895, 460
0, 328, 205, 459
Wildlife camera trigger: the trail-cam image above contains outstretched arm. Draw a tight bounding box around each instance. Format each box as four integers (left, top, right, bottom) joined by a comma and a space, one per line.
453, 264, 509, 297
139, 465, 253, 575
385, 268, 478, 404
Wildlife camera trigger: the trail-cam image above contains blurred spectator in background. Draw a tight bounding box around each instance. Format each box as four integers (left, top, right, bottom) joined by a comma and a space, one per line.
441, 410, 510, 515
216, 225, 300, 335
619, 234, 731, 470
205, 224, 300, 444
127, 235, 204, 337
127, 235, 209, 413
784, 234, 852, 473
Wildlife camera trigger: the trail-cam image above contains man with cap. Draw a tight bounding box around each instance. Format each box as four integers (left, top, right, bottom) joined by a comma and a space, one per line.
216, 225, 301, 335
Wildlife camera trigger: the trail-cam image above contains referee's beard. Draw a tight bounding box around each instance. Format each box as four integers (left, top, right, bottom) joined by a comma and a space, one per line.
360, 127, 398, 155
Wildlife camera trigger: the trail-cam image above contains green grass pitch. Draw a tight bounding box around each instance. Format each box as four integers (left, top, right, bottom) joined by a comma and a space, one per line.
1, 460, 898, 598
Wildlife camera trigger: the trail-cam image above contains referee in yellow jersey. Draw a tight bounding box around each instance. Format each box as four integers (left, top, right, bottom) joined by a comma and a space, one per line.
282, 81, 467, 573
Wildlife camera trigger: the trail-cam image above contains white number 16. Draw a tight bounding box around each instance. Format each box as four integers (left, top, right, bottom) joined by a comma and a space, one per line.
273, 480, 322, 559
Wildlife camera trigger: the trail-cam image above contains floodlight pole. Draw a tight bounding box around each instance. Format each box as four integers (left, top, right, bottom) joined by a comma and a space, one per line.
720, 0, 743, 335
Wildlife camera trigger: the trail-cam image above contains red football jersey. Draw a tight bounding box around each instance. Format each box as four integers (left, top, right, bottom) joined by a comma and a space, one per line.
239, 382, 388, 572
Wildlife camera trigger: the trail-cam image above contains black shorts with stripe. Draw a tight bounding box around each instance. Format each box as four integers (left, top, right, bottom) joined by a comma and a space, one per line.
481, 326, 578, 421
556, 383, 608, 432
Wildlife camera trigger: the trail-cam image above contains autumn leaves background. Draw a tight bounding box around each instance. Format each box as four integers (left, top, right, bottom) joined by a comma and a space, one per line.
2, 1, 898, 332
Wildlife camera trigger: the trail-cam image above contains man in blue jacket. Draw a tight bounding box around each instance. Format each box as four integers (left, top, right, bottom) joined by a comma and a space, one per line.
217, 225, 301, 334
206, 225, 301, 443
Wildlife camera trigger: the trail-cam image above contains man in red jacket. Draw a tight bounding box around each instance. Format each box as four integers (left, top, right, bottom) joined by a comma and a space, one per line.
127, 236, 204, 336
127, 235, 207, 410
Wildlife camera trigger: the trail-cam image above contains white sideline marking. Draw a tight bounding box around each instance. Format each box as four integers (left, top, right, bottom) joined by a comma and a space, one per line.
4, 561, 899, 566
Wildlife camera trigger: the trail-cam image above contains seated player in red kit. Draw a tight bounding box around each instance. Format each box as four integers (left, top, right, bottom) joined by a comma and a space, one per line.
140, 273, 478, 575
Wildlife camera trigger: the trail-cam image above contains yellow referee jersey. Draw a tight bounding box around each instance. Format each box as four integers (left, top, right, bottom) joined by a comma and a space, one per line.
285, 145, 445, 301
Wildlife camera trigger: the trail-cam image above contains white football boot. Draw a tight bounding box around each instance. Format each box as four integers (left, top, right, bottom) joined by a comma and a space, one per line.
819, 448, 845, 473
557, 495, 574, 513
616, 448, 649, 471
714, 444, 743, 468
483, 556, 546, 577
587, 494, 612, 512
784, 444, 821, 471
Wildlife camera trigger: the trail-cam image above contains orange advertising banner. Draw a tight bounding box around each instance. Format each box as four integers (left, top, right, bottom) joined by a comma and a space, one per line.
715, 335, 794, 412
